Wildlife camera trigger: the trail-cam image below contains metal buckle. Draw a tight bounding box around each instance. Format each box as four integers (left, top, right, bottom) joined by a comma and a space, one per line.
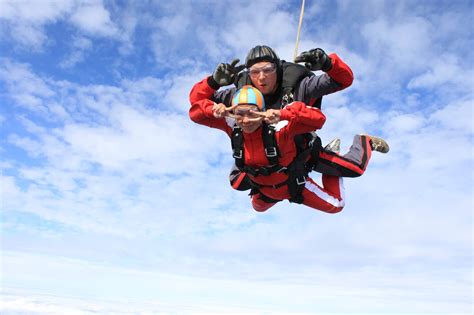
265, 147, 278, 157
296, 176, 306, 185
233, 150, 243, 159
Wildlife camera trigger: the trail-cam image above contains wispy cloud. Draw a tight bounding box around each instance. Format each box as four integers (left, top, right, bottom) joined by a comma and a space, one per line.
0, 0, 74, 49
69, 1, 118, 37
2, 251, 470, 314
59, 36, 93, 69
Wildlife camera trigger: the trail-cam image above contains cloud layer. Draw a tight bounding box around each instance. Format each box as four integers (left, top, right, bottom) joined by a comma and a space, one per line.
1, 0, 472, 313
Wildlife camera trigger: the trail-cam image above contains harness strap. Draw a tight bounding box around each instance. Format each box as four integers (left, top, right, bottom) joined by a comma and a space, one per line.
240, 165, 287, 177
262, 124, 279, 165
230, 125, 313, 204
286, 149, 311, 204
253, 179, 288, 190
232, 124, 281, 174
246, 149, 311, 204
231, 127, 244, 168
305, 132, 322, 171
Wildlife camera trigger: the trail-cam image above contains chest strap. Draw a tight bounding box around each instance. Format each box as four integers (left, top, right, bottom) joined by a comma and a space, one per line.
231, 124, 280, 171
230, 124, 308, 204
245, 150, 309, 204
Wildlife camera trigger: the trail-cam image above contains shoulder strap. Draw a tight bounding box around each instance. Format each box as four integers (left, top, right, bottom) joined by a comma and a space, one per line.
280, 61, 314, 106
231, 124, 281, 173
281, 61, 313, 92
231, 126, 244, 168
262, 124, 279, 165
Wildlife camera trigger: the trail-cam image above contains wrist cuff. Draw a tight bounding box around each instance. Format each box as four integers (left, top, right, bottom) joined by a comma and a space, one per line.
321, 55, 333, 72
207, 76, 221, 90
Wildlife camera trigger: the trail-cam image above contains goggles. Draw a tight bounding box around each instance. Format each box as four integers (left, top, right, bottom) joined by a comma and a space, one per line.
248, 63, 276, 77
233, 104, 259, 116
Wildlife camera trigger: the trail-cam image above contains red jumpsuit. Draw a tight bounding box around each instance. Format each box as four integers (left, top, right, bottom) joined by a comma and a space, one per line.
190, 84, 346, 214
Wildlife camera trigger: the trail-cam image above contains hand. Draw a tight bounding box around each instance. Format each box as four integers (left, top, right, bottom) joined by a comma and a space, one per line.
250, 109, 281, 124
294, 48, 332, 72
212, 59, 245, 86
212, 102, 228, 119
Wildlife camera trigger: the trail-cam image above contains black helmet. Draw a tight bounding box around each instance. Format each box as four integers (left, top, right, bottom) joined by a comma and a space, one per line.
245, 45, 280, 68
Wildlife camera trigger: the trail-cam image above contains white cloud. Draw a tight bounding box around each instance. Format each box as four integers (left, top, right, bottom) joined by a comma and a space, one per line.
408, 54, 474, 94
69, 1, 118, 37
359, 16, 432, 86
0, 60, 56, 114
429, 98, 473, 132
0, 0, 74, 49
1, 2, 472, 313
0, 60, 237, 239
0, 60, 54, 98
384, 112, 425, 133
2, 251, 471, 313
148, 0, 295, 69
336, 2, 472, 110
0, 0, 73, 23
59, 36, 93, 68
7, 23, 49, 49
0, 0, 125, 50
2, 56, 471, 268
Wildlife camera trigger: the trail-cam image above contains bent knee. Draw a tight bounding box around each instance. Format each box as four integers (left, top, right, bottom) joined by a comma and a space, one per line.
325, 205, 344, 214
252, 204, 271, 212
251, 195, 275, 212
252, 200, 272, 212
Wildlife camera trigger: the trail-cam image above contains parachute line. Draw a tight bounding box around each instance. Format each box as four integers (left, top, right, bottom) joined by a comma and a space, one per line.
293, 0, 306, 62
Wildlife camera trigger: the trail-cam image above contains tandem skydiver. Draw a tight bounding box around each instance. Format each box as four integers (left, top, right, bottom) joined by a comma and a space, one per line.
189, 84, 388, 212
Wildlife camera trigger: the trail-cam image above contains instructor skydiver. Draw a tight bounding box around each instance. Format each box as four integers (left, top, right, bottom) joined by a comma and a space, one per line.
192, 45, 387, 194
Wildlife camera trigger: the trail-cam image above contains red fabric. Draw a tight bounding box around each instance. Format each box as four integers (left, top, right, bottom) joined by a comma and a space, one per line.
251, 193, 277, 212
326, 53, 354, 89
231, 172, 247, 190
189, 77, 228, 131
301, 176, 344, 213
251, 176, 344, 214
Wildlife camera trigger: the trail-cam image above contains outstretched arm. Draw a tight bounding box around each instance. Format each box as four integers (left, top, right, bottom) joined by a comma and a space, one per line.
280, 102, 326, 135
294, 52, 354, 106
189, 77, 231, 133
325, 53, 354, 88
251, 102, 326, 135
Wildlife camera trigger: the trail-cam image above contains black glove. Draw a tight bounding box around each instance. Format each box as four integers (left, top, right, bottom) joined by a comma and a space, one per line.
294, 48, 332, 72
212, 58, 245, 87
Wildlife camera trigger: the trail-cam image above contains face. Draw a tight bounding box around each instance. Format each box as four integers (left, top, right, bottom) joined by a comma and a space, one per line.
248, 61, 278, 95
233, 105, 263, 133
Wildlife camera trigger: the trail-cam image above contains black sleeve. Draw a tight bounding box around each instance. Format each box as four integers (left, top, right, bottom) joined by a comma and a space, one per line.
210, 87, 237, 107
294, 74, 342, 105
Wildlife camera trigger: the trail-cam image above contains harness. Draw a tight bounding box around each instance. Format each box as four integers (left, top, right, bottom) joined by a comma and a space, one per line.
231, 124, 309, 204
280, 61, 318, 107
231, 62, 323, 203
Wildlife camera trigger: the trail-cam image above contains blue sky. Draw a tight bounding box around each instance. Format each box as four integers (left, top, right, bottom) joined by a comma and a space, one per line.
0, 0, 473, 314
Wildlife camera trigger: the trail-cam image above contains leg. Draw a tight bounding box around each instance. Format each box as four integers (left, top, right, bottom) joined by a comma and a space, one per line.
313, 135, 372, 177
302, 175, 345, 213
251, 192, 280, 212
229, 164, 252, 191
